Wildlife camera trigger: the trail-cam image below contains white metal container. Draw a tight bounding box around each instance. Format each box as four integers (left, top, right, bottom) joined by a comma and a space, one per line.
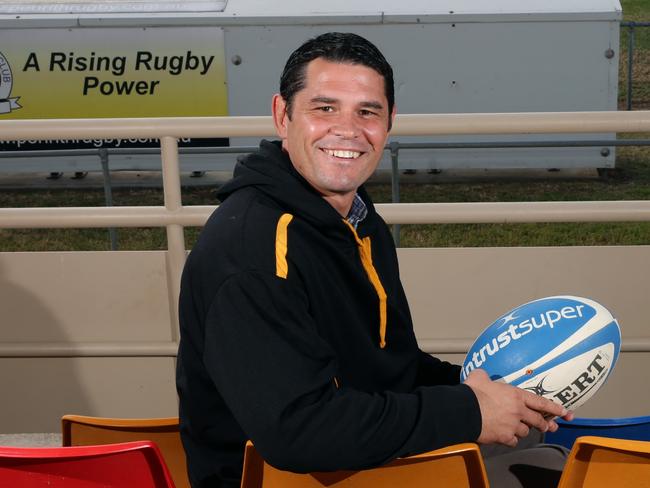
0, 0, 623, 172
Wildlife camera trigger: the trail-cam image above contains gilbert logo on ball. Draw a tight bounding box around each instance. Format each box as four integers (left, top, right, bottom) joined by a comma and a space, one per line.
461, 296, 621, 410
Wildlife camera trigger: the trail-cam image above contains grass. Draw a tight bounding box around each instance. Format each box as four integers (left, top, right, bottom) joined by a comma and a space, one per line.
619, 0, 650, 109
621, 0, 649, 22
1, 0, 649, 251
368, 144, 650, 247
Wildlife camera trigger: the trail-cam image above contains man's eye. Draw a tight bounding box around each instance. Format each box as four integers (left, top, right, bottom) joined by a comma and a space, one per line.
359, 109, 378, 116
317, 106, 334, 112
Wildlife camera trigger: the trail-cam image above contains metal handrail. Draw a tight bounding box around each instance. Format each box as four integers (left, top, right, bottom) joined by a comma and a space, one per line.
2, 139, 650, 160
2, 337, 648, 357
3, 201, 650, 229
2, 112, 650, 140
0, 342, 179, 358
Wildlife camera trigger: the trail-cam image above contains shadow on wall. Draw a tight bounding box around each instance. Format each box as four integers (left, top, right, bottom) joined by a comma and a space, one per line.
0, 258, 92, 433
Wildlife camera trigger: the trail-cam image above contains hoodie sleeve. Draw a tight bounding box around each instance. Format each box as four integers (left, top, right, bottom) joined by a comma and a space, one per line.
203, 270, 481, 473
416, 351, 464, 386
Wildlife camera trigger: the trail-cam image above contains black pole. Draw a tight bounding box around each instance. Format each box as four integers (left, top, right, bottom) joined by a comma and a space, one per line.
389, 142, 401, 247
626, 23, 636, 111
99, 149, 118, 250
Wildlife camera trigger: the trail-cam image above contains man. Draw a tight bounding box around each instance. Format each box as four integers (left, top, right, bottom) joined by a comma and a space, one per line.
176, 32, 572, 488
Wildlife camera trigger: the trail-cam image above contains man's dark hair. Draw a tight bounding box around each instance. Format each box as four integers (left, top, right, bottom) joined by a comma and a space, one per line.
279, 32, 395, 121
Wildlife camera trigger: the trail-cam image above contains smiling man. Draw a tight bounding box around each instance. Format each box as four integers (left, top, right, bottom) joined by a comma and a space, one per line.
176, 32, 571, 488
272, 56, 392, 217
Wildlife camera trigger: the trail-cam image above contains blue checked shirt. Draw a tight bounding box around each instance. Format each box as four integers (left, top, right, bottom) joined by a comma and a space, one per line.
346, 193, 368, 229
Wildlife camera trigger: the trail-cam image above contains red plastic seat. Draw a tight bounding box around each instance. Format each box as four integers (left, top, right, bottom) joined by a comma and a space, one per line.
0, 440, 176, 487
61, 414, 188, 488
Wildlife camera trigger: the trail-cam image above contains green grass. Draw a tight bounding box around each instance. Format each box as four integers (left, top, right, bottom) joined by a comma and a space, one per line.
622, 0, 650, 22
619, 0, 650, 108
397, 222, 650, 247
364, 145, 650, 247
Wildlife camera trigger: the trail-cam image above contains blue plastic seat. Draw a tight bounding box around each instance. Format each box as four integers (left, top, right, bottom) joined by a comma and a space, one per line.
546, 415, 650, 449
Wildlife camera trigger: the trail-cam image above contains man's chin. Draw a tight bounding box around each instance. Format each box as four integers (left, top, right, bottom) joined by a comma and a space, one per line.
321, 180, 361, 195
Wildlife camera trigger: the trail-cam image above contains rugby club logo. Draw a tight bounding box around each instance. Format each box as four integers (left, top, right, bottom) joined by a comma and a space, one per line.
0, 51, 21, 114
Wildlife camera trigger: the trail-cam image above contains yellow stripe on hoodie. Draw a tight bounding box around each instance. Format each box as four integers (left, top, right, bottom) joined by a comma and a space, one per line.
344, 220, 388, 349
275, 213, 293, 278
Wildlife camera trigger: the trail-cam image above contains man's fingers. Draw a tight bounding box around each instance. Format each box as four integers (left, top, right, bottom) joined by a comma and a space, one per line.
463, 368, 490, 385
546, 408, 574, 432
521, 409, 550, 432
562, 410, 575, 422
515, 422, 530, 439
518, 390, 573, 433
466, 369, 575, 447
504, 435, 519, 448
546, 419, 560, 433
523, 391, 567, 417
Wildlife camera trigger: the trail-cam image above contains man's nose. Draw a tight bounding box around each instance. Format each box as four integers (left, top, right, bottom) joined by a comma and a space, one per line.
330, 112, 360, 138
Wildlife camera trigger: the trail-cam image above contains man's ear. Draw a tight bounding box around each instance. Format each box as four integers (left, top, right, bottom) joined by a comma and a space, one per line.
272, 94, 289, 139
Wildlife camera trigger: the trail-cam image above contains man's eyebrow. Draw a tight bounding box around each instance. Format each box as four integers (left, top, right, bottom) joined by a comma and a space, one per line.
360, 101, 385, 110
309, 96, 338, 105
309, 96, 385, 110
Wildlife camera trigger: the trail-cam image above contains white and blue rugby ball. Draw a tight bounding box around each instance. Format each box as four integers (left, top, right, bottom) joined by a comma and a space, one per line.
460, 296, 621, 411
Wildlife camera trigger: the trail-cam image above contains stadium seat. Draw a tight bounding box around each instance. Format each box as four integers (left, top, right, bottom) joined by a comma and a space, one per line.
557, 435, 650, 488
0, 440, 175, 487
240, 441, 490, 487
546, 415, 650, 449
61, 415, 188, 488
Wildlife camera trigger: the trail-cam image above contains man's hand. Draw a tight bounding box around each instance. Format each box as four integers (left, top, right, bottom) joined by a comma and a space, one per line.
464, 369, 574, 447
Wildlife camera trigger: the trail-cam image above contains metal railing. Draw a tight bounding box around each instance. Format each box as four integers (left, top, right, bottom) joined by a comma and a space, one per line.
3, 113, 650, 232
1, 111, 650, 358
621, 21, 650, 110
6, 137, 650, 247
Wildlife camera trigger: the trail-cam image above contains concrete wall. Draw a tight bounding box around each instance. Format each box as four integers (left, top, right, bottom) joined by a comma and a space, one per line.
0, 246, 647, 432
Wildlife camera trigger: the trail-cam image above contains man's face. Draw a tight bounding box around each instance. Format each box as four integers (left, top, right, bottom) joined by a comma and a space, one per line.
273, 58, 394, 202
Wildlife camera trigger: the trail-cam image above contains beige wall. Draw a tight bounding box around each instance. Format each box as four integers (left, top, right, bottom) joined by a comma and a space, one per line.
0, 246, 647, 432
0, 251, 178, 432
399, 246, 650, 418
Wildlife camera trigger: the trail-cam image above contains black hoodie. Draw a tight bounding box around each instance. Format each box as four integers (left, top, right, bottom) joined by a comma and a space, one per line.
176, 140, 482, 487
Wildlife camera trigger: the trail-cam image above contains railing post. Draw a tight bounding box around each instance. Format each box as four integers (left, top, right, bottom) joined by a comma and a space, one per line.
99, 148, 118, 250
160, 136, 185, 343
389, 141, 401, 246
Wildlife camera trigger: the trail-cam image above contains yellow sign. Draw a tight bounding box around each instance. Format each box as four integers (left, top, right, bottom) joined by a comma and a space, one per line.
0, 26, 228, 119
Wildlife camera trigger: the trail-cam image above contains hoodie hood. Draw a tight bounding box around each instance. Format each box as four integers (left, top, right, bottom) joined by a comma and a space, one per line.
217, 140, 378, 237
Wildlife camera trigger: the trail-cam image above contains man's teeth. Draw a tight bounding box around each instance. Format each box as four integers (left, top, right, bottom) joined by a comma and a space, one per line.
325, 149, 361, 159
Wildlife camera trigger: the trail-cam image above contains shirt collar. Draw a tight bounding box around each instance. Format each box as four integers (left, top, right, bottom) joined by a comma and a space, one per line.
346, 193, 368, 229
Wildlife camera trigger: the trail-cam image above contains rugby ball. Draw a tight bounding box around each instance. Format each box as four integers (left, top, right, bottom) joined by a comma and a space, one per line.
460, 296, 621, 411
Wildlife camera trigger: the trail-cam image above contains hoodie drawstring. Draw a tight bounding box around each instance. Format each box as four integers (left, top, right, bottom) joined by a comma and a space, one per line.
275, 213, 293, 278
343, 221, 388, 349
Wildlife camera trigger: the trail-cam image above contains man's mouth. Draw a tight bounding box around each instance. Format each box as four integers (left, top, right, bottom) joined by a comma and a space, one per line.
322, 148, 362, 159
